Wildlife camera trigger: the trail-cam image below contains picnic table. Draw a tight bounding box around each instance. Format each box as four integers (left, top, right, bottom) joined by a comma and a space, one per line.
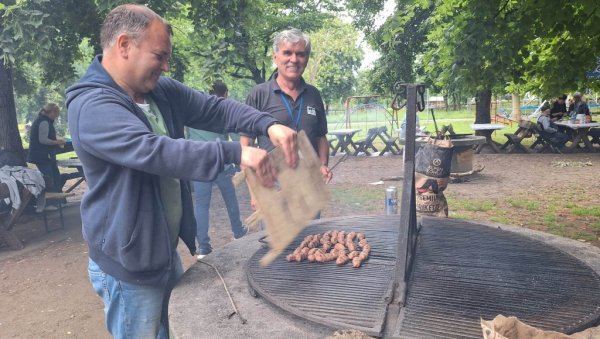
470, 123, 505, 154
553, 121, 600, 153
57, 158, 85, 193
328, 129, 361, 155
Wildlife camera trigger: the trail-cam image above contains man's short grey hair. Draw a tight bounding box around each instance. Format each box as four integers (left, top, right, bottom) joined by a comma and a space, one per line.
273, 28, 311, 56
100, 4, 172, 50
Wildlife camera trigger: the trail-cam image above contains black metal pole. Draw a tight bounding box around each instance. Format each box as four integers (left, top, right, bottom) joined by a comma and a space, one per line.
384, 84, 420, 337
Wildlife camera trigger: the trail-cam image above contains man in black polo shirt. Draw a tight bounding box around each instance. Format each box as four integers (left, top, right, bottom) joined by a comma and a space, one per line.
241, 28, 332, 187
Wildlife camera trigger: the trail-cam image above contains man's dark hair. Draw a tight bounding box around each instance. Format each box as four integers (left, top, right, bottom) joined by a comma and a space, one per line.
560, 94, 567, 100
209, 81, 228, 97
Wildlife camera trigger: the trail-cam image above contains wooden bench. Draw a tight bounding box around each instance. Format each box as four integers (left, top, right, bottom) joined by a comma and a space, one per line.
376, 126, 402, 156
43, 192, 74, 232
590, 128, 600, 145
530, 123, 562, 153
352, 128, 379, 156
500, 121, 535, 154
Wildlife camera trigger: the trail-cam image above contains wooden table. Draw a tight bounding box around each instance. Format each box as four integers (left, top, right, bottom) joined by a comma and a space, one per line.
553, 121, 600, 152
57, 158, 85, 193
470, 123, 505, 153
327, 129, 361, 155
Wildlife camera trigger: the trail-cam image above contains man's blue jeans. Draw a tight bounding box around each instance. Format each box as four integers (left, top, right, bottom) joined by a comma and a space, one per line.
87, 252, 183, 339
193, 165, 244, 254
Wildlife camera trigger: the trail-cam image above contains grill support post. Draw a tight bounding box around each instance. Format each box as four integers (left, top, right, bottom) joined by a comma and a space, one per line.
384, 83, 422, 337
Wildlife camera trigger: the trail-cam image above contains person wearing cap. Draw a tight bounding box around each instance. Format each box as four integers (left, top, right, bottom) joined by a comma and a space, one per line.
568, 92, 591, 121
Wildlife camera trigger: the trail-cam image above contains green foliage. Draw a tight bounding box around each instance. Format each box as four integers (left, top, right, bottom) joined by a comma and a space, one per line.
1, 0, 102, 85
305, 19, 363, 106
365, 0, 600, 100
184, 0, 340, 84
364, 0, 433, 94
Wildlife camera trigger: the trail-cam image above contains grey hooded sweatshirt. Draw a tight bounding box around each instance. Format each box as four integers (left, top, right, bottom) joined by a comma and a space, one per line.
65, 55, 278, 285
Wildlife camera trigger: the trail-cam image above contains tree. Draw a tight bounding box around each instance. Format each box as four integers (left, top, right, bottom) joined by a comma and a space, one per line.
0, 0, 102, 164
185, 0, 341, 84
304, 19, 363, 109
356, 0, 600, 122
355, 1, 434, 95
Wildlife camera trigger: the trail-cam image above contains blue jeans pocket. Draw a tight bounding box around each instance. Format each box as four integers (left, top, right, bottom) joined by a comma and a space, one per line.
88, 258, 109, 304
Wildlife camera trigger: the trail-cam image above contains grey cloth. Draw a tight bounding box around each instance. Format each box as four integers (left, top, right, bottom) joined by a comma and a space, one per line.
0, 166, 46, 211
538, 115, 557, 133
37, 120, 55, 145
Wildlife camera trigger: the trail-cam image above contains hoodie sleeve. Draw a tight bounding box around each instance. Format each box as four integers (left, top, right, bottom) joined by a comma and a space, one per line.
68, 87, 248, 182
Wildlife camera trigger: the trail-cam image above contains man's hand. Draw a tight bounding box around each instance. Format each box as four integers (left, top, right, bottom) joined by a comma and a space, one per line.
320, 165, 332, 184
267, 124, 297, 168
240, 146, 277, 187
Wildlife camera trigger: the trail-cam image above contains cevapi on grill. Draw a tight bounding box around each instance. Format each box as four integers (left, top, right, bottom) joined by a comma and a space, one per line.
285, 230, 371, 267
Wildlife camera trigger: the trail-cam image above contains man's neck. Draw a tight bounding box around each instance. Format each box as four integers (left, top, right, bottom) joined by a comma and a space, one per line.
276, 75, 302, 101
101, 55, 145, 103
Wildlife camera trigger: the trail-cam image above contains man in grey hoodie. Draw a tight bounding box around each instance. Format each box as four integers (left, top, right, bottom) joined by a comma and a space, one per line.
65, 4, 297, 338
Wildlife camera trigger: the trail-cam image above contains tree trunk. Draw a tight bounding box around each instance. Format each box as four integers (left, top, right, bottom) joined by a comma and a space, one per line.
474, 89, 492, 124
443, 94, 448, 112
511, 93, 521, 121
490, 94, 497, 122
0, 60, 25, 166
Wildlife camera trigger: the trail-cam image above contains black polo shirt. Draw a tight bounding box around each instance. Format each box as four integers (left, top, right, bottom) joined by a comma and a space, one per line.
245, 74, 327, 152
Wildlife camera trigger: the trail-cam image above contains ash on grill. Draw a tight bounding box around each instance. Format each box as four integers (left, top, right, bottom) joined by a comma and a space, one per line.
285, 230, 371, 267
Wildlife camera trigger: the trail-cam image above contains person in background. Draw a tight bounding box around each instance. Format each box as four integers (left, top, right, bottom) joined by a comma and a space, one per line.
188, 81, 247, 260
549, 94, 568, 121
568, 92, 591, 121
27, 103, 66, 192
241, 28, 332, 213
537, 107, 569, 147
65, 4, 297, 338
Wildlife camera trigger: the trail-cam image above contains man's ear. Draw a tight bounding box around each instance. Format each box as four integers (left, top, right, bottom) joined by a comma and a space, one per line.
116, 33, 132, 58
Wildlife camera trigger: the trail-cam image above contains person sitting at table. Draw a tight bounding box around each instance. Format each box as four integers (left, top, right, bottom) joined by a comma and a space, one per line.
568, 92, 591, 122
537, 107, 569, 147
549, 94, 568, 121
27, 102, 66, 192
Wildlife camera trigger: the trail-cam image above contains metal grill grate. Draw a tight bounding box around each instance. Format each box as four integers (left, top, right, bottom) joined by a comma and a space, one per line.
247, 215, 403, 337
397, 218, 600, 338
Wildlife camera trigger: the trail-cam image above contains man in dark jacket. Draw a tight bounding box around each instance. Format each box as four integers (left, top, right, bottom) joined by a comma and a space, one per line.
65, 4, 297, 338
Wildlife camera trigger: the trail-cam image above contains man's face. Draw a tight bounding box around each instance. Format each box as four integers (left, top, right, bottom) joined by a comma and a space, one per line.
272, 40, 308, 83
127, 19, 171, 96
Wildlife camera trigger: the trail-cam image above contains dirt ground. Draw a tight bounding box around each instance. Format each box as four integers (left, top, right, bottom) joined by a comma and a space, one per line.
0, 152, 599, 338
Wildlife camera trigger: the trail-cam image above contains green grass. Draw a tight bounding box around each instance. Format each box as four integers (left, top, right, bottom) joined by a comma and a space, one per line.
591, 221, 600, 232
326, 108, 522, 144
452, 199, 495, 212
543, 213, 567, 236
571, 207, 600, 217
329, 186, 381, 212
506, 197, 539, 211
573, 231, 598, 242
